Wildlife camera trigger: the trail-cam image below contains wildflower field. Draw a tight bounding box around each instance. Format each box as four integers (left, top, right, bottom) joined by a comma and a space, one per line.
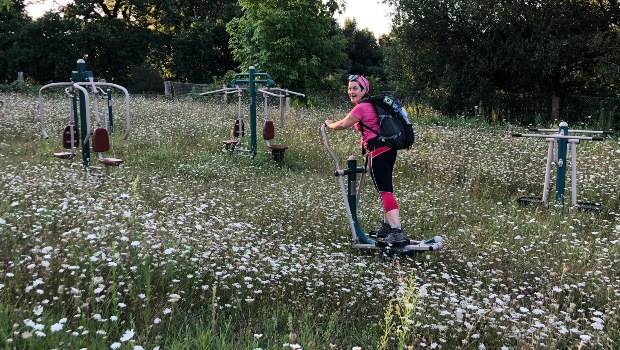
1, 92, 619, 349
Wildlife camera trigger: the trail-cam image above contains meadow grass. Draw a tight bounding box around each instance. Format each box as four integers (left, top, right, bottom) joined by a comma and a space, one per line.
0, 91, 619, 349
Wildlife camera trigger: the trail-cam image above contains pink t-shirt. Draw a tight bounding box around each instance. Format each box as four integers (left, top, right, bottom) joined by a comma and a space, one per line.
351, 102, 380, 146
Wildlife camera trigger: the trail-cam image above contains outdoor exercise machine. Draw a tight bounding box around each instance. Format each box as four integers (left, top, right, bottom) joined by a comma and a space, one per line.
229, 66, 276, 158
202, 67, 304, 161
200, 86, 248, 152
39, 59, 131, 169
259, 87, 305, 161
321, 124, 444, 255
511, 121, 611, 211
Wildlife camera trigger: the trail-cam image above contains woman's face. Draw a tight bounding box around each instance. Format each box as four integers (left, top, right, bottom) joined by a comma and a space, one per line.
348, 81, 365, 105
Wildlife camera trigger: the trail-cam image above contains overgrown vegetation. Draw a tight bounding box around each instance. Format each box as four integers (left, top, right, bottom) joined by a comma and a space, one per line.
0, 92, 619, 349
2, 0, 619, 121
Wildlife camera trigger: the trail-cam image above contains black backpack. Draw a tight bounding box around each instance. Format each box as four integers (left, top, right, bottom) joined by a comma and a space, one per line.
360, 94, 415, 150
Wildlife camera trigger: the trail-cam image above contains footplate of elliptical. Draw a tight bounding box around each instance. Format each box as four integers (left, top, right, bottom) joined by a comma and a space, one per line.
575, 202, 602, 212
517, 197, 544, 205
352, 236, 444, 252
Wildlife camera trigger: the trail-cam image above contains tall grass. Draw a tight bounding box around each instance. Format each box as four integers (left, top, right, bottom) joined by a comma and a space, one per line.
0, 92, 619, 349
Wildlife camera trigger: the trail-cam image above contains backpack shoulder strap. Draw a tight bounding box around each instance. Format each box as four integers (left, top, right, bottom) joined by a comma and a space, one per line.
358, 99, 382, 136
358, 120, 381, 137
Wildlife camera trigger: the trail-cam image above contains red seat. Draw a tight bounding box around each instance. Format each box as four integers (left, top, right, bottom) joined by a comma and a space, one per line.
92, 127, 111, 153
99, 157, 123, 166
263, 120, 288, 161
222, 119, 245, 149
53, 125, 79, 159
53, 152, 74, 159
92, 127, 123, 166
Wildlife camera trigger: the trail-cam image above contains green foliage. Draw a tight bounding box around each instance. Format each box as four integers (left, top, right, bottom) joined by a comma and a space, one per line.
0, 79, 36, 93
227, 0, 347, 92
169, 18, 238, 83
129, 62, 164, 94
0, 0, 29, 84
342, 18, 385, 79
0, 0, 240, 89
0, 0, 11, 11
385, 0, 620, 117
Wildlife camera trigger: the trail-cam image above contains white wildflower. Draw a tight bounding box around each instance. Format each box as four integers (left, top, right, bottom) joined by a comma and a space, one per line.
120, 329, 134, 342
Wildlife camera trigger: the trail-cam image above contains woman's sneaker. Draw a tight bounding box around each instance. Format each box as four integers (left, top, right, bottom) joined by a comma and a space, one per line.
375, 228, 409, 247
367, 222, 391, 238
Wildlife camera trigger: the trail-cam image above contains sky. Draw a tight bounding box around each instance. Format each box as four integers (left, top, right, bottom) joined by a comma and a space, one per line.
25, 0, 69, 18
336, 0, 392, 38
27, 0, 393, 37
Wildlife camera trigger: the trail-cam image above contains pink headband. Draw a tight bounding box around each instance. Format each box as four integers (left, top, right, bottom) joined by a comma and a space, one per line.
349, 75, 370, 95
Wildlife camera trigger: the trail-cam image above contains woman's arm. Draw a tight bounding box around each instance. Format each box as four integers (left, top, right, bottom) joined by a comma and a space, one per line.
325, 112, 360, 130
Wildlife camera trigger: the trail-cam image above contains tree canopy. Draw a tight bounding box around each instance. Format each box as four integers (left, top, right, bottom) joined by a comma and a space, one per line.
226, 0, 347, 92
385, 0, 620, 114
1, 0, 618, 121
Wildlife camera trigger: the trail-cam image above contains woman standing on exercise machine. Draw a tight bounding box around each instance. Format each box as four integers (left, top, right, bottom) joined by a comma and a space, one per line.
324, 75, 408, 247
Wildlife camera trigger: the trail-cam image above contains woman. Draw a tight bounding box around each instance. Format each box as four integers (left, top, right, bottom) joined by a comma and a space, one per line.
325, 75, 408, 247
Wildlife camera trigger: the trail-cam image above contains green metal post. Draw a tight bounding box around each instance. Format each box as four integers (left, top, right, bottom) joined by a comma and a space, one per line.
345, 156, 368, 242
555, 122, 569, 206
71, 59, 94, 167
230, 66, 275, 158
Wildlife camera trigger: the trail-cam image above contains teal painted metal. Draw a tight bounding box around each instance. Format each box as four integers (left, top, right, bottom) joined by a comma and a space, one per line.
71, 60, 94, 167
555, 122, 569, 205
230, 66, 275, 157
106, 88, 113, 134
345, 156, 372, 244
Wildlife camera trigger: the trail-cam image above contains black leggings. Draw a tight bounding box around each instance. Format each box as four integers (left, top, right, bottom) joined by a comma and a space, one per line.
368, 146, 396, 193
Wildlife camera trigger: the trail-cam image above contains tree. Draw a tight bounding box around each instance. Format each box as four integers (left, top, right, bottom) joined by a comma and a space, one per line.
227, 0, 347, 92
342, 18, 385, 79
35, 0, 240, 84
385, 0, 620, 115
0, 0, 30, 83
5, 11, 157, 85
169, 19, 238, 82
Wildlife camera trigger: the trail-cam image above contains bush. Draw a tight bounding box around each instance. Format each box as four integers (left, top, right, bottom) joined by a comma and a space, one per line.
129, 63, 164, 94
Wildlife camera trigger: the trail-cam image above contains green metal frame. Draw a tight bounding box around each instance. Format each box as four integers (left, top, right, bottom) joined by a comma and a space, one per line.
555, 123, 569, 205
70, 60, 94, 167
230, 66, 275, 158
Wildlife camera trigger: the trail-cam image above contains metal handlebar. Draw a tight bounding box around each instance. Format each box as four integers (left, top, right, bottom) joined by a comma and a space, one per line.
264, 87, 305, 97
39, 82, 74, 139
321, 123, 342, 172
259, 88, 285, 98
199, 87, 245, 96
321, 123, 358, 240
528, 128, 612, 135
75, 82, 131, 140
512, 133, 604, 141
71, 84, 92, 145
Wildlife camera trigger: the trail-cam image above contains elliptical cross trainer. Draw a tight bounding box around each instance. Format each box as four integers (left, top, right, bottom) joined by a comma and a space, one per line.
321, 124, 443, 255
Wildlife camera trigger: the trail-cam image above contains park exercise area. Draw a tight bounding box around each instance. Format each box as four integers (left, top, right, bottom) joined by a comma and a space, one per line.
38, 59, 131, 172
1, 88, 619, 348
